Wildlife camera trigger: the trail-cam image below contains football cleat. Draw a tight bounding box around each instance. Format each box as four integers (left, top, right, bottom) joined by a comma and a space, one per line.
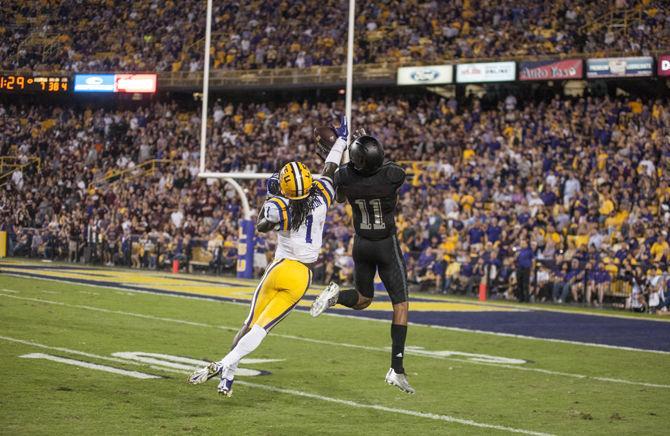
217, 377, 234, 397
310, 282, 340, 317
385, 368, 415, 394
187, 361, 222, 385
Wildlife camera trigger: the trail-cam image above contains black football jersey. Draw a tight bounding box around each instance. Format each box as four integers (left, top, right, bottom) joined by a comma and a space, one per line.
334, 161, 406, 240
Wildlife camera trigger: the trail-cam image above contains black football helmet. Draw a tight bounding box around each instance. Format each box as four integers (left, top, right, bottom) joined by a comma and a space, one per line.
349, 135, 384, 175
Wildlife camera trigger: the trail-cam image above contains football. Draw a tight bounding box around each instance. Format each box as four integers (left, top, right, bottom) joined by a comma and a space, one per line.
314, 125, 337, 150
313, 125, 338, 160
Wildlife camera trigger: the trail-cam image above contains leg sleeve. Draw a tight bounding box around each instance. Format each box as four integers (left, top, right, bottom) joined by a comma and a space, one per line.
377, 235, 409, 305
352, 236, 377, 299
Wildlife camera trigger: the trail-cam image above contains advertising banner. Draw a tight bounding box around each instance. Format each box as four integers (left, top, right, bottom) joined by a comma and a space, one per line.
397, 65, 453, 85
115, 74, 157, 93
456, 62, 516, 83
74, 73, 157, 93
586, 57, 653, 78
74, 74, 115, 92
518, 59, 583, 81
658, 55, 670, 77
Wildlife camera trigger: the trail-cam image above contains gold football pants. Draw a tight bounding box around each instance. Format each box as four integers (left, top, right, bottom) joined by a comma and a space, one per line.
244, 259, 312, 331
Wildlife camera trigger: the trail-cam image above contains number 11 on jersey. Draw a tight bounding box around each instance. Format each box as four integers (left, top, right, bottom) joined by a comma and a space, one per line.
354, 199, 386, 230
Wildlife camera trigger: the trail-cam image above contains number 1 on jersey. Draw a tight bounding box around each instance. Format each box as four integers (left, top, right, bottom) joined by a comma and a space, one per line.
354, 198, 386, 230
305, 215, 313, 243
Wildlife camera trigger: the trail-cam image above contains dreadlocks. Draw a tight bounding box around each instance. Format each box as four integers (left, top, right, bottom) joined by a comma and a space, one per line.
287, 187, 322, 231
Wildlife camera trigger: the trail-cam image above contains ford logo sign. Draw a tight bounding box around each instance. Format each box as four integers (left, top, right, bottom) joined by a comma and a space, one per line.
411, 69, 439, 82
85, 76, 104, 85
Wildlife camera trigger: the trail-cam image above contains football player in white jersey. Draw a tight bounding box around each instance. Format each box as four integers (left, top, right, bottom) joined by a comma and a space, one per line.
188, 117, 348, 396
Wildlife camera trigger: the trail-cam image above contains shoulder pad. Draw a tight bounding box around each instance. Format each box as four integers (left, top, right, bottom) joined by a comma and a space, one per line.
384, 162, 406, 184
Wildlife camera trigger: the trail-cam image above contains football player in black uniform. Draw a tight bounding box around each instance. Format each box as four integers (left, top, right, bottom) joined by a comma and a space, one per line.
310, 134, 414, 394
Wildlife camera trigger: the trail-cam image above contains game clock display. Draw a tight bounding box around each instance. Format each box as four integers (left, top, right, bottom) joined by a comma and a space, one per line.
0, 75, 69, 93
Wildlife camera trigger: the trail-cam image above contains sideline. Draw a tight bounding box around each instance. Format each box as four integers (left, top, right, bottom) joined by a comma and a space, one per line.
1, 291, 668, 389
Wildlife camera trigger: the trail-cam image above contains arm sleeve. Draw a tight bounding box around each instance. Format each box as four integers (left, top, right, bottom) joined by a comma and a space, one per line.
263, 201, 281, 224
325, 137, 347, 166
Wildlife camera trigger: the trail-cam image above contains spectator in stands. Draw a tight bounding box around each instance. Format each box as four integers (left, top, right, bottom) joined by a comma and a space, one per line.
3, 92, 670, 314
1, 1, 668, 72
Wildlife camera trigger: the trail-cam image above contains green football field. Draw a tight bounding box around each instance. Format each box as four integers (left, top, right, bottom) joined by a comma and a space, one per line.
1, 273, 669, 435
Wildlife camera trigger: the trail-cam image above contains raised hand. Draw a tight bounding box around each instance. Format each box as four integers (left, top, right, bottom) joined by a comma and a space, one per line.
266, 172, 280, 197
333, 115, 348, 140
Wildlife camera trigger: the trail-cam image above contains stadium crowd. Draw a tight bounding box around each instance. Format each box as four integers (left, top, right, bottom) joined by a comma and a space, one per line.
2, 92, 670, 313
2, 0, 668, 72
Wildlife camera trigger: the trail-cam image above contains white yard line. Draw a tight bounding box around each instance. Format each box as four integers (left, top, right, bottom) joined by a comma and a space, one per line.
3, 273, 669, 355
20, 353, 160, 379
1, 292, 668, 389
0, 288, 20, 293
0, 334, 552, 436
233, 381, 554, 436
0, 334, 141, 365
424, 323, 670, 355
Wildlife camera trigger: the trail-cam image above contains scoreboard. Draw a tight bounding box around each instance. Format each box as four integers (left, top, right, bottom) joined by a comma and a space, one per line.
0, 74, 69, 93
0, 73, 157, 94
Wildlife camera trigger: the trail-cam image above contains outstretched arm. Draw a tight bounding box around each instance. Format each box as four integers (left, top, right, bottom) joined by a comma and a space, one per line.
321, 116, 349, 180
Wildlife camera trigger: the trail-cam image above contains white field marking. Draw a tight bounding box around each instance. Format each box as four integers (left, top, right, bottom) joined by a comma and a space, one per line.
423, 323, 670, 356
110, 352, 281, 377
1, 288, 20, 293
130, 366, 556, 435
3, 274, 670, 355
323, 310, 670, 355
20, 353, 160, 379
39, 289, 59, 294
404, 346, 527, 365
152, 362, 557, 436
4, 268, 670, 323
233, 380, 553, 436
78, 291, 99, 296
0, 333, 553, 436
0, 335, 145, 365
0, 292, 224, 329
1, 293, 669, 389
0, 334, 273, 379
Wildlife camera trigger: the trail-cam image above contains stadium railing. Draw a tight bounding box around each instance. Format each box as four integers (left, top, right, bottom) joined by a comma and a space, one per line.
89, 159, 184, 188
6, 228, 237, 275
0, 156, 41, 187
157, 49, 666, 90
4, 49, 665, 91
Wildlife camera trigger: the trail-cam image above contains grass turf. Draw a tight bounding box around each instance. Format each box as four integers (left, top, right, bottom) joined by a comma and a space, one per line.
0, 273, 668, 435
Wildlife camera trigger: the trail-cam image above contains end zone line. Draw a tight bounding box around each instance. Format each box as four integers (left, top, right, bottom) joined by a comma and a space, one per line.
3, 272, 669, 355
0, 334, 551, 436
6, 268, 669, 356
1, 292, 668, 390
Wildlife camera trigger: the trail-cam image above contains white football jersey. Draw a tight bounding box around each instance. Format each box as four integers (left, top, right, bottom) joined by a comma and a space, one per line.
263, 176, 335, 264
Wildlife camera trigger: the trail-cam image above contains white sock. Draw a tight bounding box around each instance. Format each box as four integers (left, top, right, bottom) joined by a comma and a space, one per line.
220, 325, 267, 376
